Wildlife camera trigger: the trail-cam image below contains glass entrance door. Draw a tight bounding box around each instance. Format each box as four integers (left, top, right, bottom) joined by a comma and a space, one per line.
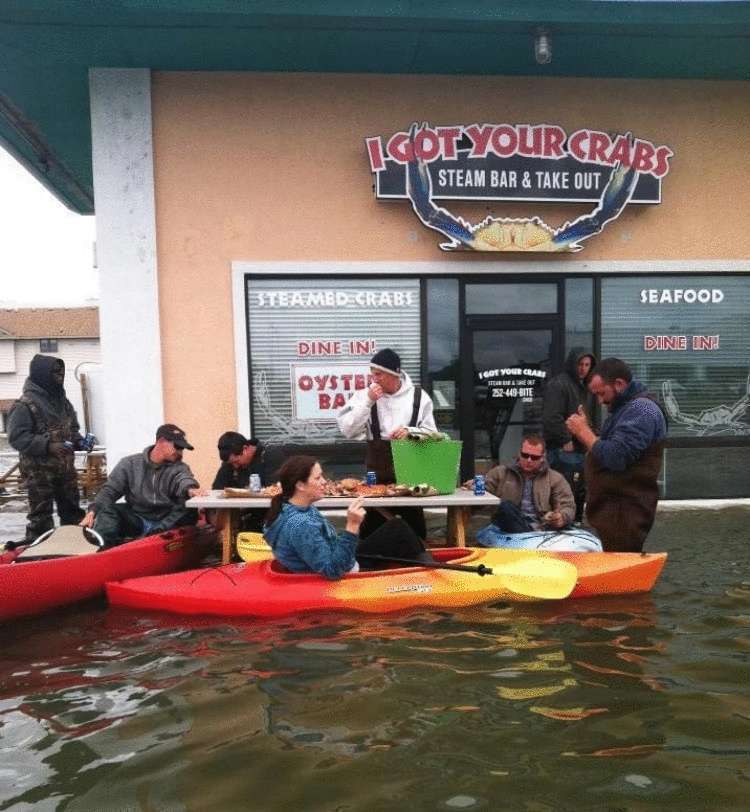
462, 321, 559, 474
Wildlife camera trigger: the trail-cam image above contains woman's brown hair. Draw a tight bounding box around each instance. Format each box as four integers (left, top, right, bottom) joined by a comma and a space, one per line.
265, 454, 319, 526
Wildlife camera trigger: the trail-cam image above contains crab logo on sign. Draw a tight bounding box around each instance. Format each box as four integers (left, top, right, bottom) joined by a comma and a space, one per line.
366, 121, 673, 253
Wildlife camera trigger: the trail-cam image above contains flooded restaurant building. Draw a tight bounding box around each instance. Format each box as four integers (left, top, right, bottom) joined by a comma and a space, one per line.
3, 3, 749, 496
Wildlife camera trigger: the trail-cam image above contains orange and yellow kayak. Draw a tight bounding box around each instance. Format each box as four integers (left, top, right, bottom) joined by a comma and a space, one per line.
106, 547, 666, 618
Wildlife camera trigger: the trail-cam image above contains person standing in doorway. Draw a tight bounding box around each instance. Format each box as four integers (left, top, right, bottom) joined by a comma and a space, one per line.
337, 348, 436, 538
542, 348, 597, 521
7, 354, 86, 544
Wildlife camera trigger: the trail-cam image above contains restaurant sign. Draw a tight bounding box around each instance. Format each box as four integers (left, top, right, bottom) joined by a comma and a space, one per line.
366, 122, 673, 252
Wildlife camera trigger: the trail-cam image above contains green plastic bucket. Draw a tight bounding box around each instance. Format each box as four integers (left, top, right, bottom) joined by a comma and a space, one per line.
391, 439, 463, 494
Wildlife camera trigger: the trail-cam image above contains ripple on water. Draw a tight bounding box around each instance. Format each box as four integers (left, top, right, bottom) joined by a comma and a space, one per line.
1, 509, 750, 809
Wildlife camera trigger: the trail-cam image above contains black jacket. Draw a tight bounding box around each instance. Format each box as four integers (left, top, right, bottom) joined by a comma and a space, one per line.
7, 354, 81, 459
542, 347, 597, 451
211, 448, 267, 490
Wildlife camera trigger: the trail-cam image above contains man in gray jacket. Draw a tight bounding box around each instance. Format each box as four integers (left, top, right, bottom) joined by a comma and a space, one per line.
482, 434, 575, 533
80, 424, 206, 546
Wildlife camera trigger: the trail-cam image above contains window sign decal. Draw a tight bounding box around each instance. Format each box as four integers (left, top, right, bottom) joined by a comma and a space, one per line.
601, 277, 750, 438
478, 366, 547, 403
663, 372, 750, 436
367, 122, 673, 253
247, 278, 421, 442
291, 363, 373, 421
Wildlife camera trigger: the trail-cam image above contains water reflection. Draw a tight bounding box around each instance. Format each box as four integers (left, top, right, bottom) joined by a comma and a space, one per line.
1, 510, 750, 809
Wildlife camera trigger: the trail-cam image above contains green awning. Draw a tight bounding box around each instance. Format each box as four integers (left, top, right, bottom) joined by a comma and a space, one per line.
1, 1, 748, 214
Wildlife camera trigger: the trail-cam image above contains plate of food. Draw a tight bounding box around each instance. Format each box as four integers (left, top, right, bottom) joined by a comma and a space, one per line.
223, 484, 281, 498
223, 487, 253, 498
330, 480, 414, 498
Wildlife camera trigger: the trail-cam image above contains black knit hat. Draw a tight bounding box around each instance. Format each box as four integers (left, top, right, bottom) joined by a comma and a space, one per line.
370, 348, 401, 376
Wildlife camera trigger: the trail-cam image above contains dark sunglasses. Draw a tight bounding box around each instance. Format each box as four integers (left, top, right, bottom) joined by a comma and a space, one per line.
519, 451, 544, 461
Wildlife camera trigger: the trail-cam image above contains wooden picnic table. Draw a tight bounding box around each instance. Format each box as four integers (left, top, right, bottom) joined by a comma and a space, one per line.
186, 488, 500, 564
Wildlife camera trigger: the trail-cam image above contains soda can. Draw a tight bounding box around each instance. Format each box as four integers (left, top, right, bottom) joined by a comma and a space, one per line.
81, 433, 97, 452
473, 474, 486, 496
366, 471, 377, 486
249, 473, 262, 493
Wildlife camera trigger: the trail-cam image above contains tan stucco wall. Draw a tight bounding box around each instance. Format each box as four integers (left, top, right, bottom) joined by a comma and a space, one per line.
151, 72, 750, 483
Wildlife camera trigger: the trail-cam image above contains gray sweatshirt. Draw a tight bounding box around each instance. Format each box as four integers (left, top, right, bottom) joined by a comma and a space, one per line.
93, 446, 198, 525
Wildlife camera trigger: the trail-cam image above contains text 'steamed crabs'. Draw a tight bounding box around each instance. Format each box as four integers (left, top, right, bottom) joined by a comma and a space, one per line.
405, 122, 639, 253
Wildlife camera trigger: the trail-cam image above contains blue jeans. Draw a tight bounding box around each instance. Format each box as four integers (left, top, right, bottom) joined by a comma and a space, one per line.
490, 500, 535, 533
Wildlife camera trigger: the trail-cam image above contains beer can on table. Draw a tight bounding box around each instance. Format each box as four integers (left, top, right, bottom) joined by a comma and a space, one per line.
473, 474, 486, 496
366, 471, 377, 486
249, 473, 262, 492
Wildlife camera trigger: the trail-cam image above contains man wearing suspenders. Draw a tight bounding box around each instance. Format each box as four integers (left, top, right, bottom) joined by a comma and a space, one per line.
337, 348, 437, 539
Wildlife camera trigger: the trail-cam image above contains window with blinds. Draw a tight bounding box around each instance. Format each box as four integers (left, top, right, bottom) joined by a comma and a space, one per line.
601, 276, 750, 438
246, 277, 421, 443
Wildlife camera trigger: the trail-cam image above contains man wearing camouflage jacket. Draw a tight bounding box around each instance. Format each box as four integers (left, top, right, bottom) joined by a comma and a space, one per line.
7, 354, 86, 543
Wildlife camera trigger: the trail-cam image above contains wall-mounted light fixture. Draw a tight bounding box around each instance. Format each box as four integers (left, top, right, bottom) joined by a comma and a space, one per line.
534, 29, 552, 65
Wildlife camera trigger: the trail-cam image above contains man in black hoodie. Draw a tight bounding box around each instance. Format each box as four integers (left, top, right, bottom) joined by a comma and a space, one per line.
542, 348, 597, 521
7, 354, 86, 543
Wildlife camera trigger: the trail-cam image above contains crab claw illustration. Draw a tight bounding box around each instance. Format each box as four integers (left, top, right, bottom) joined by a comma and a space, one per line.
406, 122, 474, 250
553, 145, 639, 251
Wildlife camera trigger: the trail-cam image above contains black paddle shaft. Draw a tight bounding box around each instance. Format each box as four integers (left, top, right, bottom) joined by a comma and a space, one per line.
357, 553, 493, 576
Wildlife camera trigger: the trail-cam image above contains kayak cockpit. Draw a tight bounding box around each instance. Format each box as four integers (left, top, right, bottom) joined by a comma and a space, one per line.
265, 546, 480, 577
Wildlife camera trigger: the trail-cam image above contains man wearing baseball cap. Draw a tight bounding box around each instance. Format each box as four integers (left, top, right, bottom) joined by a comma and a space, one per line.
337, 347, 436, 538
80, 423, 207, 546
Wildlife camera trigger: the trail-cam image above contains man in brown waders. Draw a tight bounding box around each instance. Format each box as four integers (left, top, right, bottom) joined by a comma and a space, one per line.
565, 357, 667, 552
337, 348, 437, 539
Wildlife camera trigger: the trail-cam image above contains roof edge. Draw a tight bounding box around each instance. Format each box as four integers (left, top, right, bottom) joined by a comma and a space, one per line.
0, 94, 95, 214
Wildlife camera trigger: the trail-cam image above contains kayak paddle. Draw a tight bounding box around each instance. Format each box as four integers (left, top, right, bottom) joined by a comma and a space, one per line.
356, 553, 577, 600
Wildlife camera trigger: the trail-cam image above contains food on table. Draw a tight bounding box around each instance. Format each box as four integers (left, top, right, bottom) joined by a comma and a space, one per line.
223, 487, 252, 498
223, 484, 282, 498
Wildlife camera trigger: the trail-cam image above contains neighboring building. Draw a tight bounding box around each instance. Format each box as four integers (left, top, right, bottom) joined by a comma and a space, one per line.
0, 308, 101, 433
1, 4, 749, 496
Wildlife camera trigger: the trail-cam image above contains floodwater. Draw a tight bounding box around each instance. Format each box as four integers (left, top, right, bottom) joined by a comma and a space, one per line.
1, 508, 749, 811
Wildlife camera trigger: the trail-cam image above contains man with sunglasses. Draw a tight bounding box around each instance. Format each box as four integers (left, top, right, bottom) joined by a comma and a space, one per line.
482, 434, 575, 533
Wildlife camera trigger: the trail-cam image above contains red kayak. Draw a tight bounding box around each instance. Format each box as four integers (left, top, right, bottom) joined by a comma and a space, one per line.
0, 525, 217, 623
106, 547, 667, 618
